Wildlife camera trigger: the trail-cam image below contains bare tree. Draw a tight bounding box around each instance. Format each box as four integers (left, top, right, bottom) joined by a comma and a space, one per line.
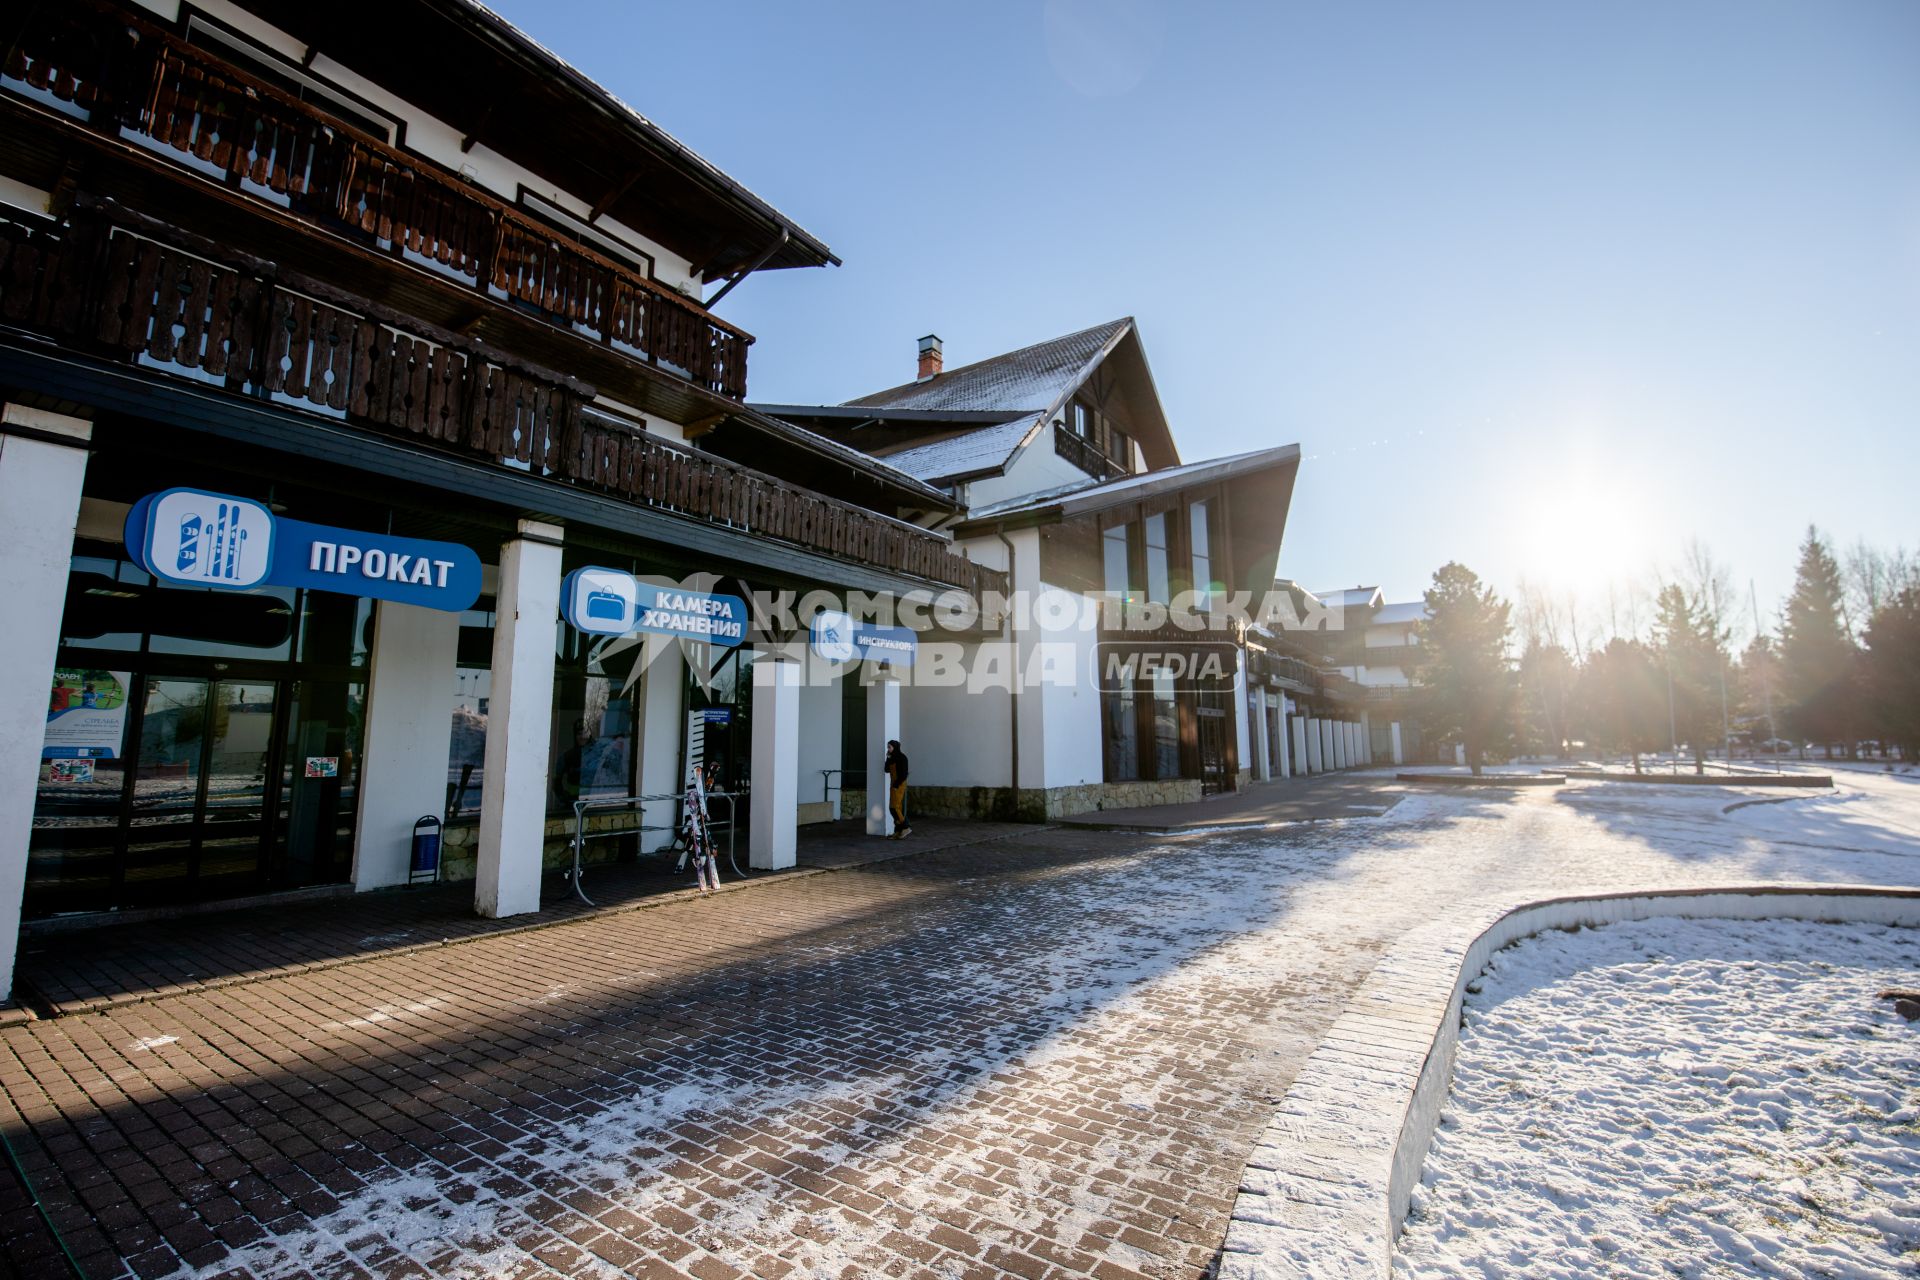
1842, 540, 1919, 640
1677, 538, 1740, 650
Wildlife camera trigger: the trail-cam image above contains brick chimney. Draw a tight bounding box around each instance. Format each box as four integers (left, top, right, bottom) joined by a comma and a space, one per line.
916, 334, 943, 381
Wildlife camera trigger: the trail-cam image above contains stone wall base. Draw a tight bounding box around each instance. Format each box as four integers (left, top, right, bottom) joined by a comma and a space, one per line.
439, 810, 657, 884
895, 778, 1206, 823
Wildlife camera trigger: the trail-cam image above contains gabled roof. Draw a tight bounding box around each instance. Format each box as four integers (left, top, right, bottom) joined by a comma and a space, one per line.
1316, 587, 1385, 610
844, 321, 1129, 413
1274, 579, 1326, 610
870, 415, 1045, 485
953, 444, 1301, 530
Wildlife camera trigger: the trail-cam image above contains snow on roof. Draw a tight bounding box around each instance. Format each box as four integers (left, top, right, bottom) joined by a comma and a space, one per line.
872, 415, 1045, 484
843, 320, 1129, 413
1371, 601, 1429, 625
957, 444, 1301, 525
1316, 587, 1384, 610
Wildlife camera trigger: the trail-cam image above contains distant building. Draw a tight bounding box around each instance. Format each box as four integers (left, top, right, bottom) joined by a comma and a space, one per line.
1313, 587, 1431, 763
1242, 581, 1376, 779
764, 321, 1304, 816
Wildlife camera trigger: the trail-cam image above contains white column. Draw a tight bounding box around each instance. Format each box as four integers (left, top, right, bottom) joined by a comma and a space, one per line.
1232, 650, 1252, 782
633, 636, 684, 854
750, 649, 800, 869
1361, 712, 1374, 765
1320, 719, 1335, 772
1305, 718, 1322, 773
864, 671, 901, 835
1250, 691, 1271, 782
1391, 721, 1405, 766
475, 519, 563, 918
1277, 704, 1291, 779
0, 407, 91, 1002
1290, 714, 1307, 776
353, 601, 460, 890
1334, 721, 1348, 770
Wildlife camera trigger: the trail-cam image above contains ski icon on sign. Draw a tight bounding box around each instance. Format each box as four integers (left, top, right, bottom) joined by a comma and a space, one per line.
147, 490, 275, 589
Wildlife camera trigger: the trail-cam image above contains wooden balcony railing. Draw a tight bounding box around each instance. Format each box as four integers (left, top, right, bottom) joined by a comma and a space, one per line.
1053, 421, 1129, 482
0, 201, 1002, 596
1, 0, 752, 399
1357, 643, 1421, 668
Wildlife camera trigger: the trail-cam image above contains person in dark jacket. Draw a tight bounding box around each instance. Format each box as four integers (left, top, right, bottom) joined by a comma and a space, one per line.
883, 740, 911, 839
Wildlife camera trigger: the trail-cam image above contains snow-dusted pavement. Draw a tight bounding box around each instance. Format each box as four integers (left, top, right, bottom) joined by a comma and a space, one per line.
2, 768, 1916, 1280
1395, 916, 1920, 1280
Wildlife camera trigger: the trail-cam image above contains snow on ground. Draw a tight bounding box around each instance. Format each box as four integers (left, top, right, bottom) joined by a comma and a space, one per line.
145, 767, 1920, 1280
1395, 916, 1920, 1280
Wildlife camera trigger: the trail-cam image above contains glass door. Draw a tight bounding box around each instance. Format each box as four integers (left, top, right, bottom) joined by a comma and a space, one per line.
125, 676, 210, 901
271, 677, 362, 888
194, 679, 280, 895
124, 676, 281, 903
1196, 689, 1231, 795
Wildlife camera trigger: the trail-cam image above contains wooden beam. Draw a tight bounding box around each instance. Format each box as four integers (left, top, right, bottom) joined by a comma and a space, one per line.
682, 412, 729, 439
589, 170, 642, 224
459, 103, 494, 154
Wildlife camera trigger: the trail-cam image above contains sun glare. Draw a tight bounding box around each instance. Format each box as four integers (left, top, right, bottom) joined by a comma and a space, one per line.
1509, 467, 1656, 600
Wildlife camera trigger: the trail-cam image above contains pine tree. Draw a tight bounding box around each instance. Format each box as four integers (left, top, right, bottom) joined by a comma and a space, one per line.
1652, 584, 1727, 774
1412, 562, 1517, 775
1577, 638, 1668, 772
1779, 527, 1860, 756
1862, 587, 1920, 761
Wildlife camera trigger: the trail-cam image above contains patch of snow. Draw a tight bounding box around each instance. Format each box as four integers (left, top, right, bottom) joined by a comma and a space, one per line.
1395, 916, 1920, 1280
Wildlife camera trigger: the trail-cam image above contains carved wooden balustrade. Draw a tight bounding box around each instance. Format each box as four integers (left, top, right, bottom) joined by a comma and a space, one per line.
0, 201, 1003, 596
2, 0, 752, 399
1053, 421, 1128, 482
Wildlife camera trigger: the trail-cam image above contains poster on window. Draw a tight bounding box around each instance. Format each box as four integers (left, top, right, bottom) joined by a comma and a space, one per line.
43, 669, 132, 759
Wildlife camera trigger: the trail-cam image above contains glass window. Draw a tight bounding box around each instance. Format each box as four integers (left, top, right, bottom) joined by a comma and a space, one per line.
447, 666, 489, 819
296, 592, 372, 667
146, 582, 297, 661
1144, 513, 1170, 605
60, 555, 147, 652
1103, 680, 1140, 782
1190, 501, 1213, 611
687, 645, 757, 795
1102, 524, 1131, 600
1152, 672, 1180, 779
1073, 401, 1093, 438
550, 625, 641, 814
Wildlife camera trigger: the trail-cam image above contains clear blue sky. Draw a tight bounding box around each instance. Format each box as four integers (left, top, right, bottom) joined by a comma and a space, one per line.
492, 0, 1918, 636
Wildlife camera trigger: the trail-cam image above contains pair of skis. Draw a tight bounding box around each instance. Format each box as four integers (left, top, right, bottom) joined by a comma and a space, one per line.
178, 502, 248, 580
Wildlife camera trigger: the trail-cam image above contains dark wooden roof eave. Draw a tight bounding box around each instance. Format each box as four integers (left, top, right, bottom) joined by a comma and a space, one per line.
233, 0, 840, 280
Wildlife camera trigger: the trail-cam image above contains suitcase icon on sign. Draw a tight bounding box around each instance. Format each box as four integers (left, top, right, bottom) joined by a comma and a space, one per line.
585, 590, 627, 622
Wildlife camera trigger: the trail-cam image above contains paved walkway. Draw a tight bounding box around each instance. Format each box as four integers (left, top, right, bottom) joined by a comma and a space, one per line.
11, 821, 1032, 1017
0, 771, 1913, 1280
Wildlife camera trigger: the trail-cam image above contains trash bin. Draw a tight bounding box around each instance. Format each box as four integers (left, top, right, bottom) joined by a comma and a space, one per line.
409, 814, 442, 884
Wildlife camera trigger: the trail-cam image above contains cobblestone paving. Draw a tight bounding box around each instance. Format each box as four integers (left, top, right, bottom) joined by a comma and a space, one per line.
1, 771, 1914, 1280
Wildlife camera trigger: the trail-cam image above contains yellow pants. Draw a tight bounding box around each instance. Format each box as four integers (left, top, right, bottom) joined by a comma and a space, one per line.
889, 781, 909, 830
